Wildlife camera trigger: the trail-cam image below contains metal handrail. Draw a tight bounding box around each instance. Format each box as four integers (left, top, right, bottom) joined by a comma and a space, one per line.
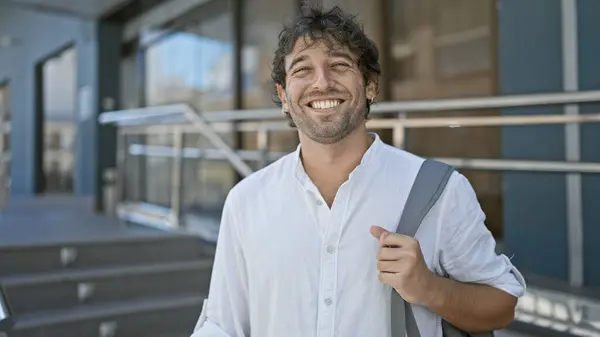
114, 113, 600, 134
98, 103, 192, 126
202, 89, 600, 122
125, 144, 600, 174
101, 90, 600, 125
99, 90, 600, 232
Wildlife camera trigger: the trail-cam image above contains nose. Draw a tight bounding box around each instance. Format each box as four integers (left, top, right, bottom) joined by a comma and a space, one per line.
312, 66, 334, 91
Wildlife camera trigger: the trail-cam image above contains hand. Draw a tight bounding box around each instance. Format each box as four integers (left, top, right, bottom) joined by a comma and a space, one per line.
370, 225, 436, 306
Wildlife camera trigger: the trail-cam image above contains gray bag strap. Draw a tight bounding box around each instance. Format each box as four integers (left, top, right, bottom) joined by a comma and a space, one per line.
391, 159, 455, 337
395, 159, 455, 238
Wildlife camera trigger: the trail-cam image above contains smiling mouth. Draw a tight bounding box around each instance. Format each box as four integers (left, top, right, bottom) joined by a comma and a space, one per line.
308, 99, 345, 110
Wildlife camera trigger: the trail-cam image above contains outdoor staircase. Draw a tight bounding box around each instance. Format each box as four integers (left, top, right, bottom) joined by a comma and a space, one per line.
0, 233, 215, 337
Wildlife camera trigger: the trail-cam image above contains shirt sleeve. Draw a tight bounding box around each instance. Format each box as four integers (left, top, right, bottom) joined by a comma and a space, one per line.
436, 172, 526, 298
191, 189, 250, 337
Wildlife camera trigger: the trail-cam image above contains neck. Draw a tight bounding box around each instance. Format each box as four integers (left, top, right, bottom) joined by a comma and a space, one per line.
299, 124, 373, 178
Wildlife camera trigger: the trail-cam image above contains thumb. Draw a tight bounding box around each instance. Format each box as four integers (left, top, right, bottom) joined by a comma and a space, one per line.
370, 225, 389, 240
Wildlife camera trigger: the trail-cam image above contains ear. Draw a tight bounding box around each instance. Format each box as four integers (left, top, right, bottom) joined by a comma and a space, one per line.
365, 76, 379, 102
276, 83, 290, 112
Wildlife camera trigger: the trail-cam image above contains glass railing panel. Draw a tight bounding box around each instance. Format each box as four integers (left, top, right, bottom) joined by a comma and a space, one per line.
123, 134, 175, 209
179, 131, 237, 241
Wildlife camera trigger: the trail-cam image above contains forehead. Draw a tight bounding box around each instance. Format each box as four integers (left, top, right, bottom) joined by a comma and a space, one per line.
284, 36, 355, 68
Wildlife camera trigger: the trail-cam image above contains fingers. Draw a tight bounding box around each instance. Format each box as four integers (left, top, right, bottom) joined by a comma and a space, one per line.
380, 232, 414, 248
372, 225, 421, 281
369, 225, 388, 239
377, 260, 404, 273
375, 246, 420, 274
377, 247, 404, 261
378, 271, 395, 285
370, 225, 415, 248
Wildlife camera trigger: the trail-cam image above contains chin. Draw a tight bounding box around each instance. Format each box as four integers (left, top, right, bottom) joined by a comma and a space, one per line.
304, 124, 359, 145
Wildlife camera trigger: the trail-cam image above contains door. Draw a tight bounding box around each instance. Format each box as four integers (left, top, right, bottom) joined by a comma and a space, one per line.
40, 46, 77, 194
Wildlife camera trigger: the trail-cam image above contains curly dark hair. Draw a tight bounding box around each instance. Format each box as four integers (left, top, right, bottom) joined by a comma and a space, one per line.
271, 4, 381, 126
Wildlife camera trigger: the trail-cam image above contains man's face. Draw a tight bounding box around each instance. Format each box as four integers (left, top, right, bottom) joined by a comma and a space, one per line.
277, 37, 377, 144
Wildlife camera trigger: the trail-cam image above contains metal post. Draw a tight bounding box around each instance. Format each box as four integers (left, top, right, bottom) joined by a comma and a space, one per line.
170, 130, 184, 227
562, 0, 584, 288
393, 112, 406, 149
257, 129, 270, 169
115, 130, 126, 206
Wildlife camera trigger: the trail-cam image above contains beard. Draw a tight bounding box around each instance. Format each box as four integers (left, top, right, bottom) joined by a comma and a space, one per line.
288, 94, 367, 145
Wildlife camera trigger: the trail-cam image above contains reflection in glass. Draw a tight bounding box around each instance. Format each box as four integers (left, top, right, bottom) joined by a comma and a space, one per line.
123, 135, 144, 203
142, 6, 237, 237
389, 0, 503, 239
42, 47, 77, 194
242, 0, 295, 109
180, 132, 236, 242
143, 135, 174, 208
121, 55, 141, 109
242, 0, 298, 152
145, 10, 234, 111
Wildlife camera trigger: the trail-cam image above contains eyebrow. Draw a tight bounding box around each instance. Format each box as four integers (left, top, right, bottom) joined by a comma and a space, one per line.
328, 51, 355, 63
287, 55, 308, 72
286, 50, 356, 72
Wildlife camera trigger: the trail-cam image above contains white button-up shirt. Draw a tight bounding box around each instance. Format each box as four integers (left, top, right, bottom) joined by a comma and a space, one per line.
191, 134, 526, 337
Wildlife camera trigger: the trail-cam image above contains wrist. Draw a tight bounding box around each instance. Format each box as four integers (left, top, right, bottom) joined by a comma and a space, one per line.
422, 273, 449, 312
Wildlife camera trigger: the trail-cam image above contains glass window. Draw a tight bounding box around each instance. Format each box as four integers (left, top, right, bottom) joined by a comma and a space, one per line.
241, 0, 298, 153
145, 8, 234, 111
241, 0, 296, 109
390, 0, 495, 96
140, 3, 238, 236
388, 0, 502, 239
432, 0, 494, 80
120, 54, 141, 109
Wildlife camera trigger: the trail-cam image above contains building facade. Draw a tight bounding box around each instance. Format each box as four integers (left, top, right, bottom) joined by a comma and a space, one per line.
1, 0, 599, 292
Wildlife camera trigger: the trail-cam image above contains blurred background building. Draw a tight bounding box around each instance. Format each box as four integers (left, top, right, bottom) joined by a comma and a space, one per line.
0, 0, 599, 336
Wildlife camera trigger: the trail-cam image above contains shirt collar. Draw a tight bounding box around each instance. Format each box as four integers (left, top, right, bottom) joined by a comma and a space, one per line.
292, 132, 383, 190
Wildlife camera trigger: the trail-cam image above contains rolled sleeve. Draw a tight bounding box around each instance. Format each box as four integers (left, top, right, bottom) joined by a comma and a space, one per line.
191, 189, 250, 337
437, 173, 526, 298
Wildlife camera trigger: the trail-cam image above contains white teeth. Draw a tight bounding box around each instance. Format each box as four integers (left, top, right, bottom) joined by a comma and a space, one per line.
311, 100, 340, 109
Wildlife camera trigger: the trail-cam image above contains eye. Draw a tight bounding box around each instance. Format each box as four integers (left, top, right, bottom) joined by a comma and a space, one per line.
331, 62, 351, 70
292, 67, 310, 75
331, 62, 350, 71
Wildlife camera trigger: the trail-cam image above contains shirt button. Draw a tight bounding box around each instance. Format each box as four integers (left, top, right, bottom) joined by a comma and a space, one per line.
324, 298, 332, 306
316, 200, 323, 206
326, 246, 335, 254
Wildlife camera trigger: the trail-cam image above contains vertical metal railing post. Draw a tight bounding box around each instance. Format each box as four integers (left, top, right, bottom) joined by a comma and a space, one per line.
115, 130, 126, 206
170, 129, 184, 227
257, 129, 270, 169
393, 112, 407, 149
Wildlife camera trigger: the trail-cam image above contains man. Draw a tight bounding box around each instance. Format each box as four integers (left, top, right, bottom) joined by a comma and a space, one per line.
192, 5, 526, 337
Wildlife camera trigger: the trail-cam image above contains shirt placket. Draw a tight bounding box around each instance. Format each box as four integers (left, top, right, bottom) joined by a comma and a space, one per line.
316, 182, 349, 337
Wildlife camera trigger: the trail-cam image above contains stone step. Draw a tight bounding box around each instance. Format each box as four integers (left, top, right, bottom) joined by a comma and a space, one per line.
1, 260, 212, 316
9, 294, 204, 337
0, 235, 215, 277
